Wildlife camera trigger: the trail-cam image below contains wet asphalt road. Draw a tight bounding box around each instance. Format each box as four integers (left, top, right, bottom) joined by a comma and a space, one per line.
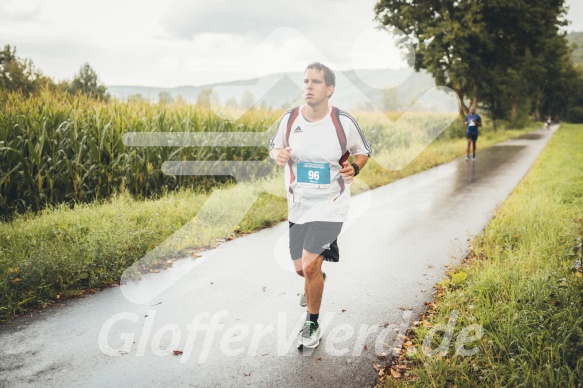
0, 127, 557, 387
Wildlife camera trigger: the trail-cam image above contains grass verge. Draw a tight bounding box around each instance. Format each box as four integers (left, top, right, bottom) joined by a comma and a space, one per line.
382, 124, 583, 387
0, 122, 538, 322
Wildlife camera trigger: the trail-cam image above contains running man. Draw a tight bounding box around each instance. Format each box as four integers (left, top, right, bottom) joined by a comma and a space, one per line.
544, 115, 552, 130
269, 62, 371, 349
464, 107, 482, 161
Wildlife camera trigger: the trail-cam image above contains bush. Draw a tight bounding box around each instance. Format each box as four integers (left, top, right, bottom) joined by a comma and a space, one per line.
566, 106, 583, 123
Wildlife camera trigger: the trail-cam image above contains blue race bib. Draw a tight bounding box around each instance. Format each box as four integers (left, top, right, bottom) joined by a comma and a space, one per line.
296, 161, 331, 188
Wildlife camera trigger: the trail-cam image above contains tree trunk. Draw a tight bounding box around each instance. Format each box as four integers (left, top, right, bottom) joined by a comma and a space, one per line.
469, 96, 478, 110
532, 87, 543, 121
532, 107, 540, 122
452, 85, 469, 115
469, 83, 478, 109
511, 102, 518, 127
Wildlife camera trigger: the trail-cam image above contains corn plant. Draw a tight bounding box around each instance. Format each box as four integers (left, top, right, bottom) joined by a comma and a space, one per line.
0, 89, 280, 220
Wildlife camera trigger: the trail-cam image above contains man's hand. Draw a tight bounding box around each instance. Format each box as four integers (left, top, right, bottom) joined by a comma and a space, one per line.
273, 147, 293, 166
340, 161, 356, 184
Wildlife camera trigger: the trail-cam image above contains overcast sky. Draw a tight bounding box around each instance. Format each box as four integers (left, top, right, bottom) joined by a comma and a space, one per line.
1, 0, 581, 88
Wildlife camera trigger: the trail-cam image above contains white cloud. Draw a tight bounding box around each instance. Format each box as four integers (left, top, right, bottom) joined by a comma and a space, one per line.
1, 0, 404, 87
9, 0, 579, 88
0, 0, 42, 23
160, 0, 308, 39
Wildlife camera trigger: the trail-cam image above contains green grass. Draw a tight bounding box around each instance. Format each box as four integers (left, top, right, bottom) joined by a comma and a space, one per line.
0, 179, 289, 320
0, 114, 538, 322
391, 124, 583, 387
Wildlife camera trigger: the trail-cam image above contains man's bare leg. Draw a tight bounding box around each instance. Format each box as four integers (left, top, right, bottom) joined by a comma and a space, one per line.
302, 250, 324, 315
293, 258, 311, 309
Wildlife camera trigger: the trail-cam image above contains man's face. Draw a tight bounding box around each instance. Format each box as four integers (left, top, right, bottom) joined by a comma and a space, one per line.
303, 68, 334, 107
470, 108, 476, 115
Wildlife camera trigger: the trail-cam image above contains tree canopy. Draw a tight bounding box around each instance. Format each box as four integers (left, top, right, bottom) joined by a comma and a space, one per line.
158, 90, 174, 104
69, 62, 110, 101
567, 31, 583, 65
0, 45, 112, 102
374, 0, 579, 125
0, 45, 55, 95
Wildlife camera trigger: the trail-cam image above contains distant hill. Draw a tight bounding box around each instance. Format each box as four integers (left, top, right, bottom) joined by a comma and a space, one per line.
568, 31, 583, 65
107, 68, 441, 111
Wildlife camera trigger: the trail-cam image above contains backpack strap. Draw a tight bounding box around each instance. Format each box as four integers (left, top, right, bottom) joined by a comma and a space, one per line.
285, 107, 300, 195
330, 107, 350, 197
285, 107, 300, 147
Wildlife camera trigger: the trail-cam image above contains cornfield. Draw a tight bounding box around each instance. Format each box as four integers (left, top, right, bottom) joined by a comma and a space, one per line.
0, 89, 280, 220
0, 89, 465, 220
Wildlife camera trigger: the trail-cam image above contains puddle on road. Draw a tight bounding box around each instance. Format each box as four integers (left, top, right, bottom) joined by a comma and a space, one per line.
515, 133, 543, 140
453, 145, 526, 190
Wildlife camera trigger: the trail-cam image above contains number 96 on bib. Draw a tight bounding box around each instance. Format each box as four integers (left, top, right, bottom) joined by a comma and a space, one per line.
297, 161, 331, 188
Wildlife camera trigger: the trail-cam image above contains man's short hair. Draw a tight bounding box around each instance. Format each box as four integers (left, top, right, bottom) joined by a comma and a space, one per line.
305, 62, 335, 87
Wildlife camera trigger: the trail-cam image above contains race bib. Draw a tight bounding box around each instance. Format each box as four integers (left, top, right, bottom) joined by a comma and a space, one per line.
469, 119, 476, 126
296, 161, 331, 188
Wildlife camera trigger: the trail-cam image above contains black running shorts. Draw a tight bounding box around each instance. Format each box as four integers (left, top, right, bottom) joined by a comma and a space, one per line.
466, 131, 478, 142
289, 221, 343, 262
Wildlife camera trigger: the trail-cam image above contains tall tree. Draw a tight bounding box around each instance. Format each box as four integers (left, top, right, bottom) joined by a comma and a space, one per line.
128, 93, 146, 103
536, 32, 579, 120
374, 0, 570, 124
477, 0, 569, 125
568, 32, 583, 65
174, 94, 187, 105
564, 64, 583, 122
240, 89, 256, 110
381, 88, 402, 111
69, 62, 110, 101
196, 88, 220, 107
158, 90, 174, 104
374, 0, 488, 114
0, 44, 54, 95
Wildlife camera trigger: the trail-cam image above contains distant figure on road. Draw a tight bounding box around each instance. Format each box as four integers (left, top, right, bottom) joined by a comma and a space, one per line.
544, 115, 552, 130
269, 62, 371, 350
464, 107, 482, 161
